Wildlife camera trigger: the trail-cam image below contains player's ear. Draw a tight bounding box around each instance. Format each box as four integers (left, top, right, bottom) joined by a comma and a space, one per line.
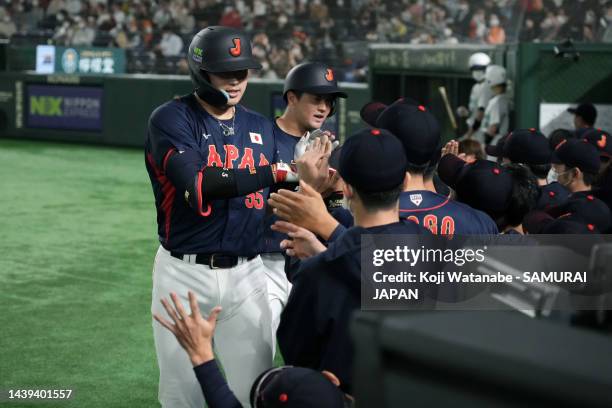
342, 180, 353, 199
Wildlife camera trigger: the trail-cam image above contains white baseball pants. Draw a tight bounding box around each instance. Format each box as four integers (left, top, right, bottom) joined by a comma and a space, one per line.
151, 246, 279, 407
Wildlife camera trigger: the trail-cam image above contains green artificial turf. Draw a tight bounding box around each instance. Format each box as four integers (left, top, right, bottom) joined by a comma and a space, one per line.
0, 139, 166, 407
0, 139, 285, 408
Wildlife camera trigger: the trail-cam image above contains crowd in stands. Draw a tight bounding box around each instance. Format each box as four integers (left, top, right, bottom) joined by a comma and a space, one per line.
1, 0, 611, 80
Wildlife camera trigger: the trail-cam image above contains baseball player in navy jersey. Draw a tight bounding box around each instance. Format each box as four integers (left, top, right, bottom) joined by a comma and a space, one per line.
145, 27, 299, 408
374, 99, 498, 235
361, 98, 498, 235
259, 62, 347, 334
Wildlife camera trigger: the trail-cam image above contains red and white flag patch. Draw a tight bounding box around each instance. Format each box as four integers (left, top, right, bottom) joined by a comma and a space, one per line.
249, 132, 263, 145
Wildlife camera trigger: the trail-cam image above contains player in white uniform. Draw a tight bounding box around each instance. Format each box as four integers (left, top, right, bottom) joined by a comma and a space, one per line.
459, 52, 492, 143
481, 65, 510, 149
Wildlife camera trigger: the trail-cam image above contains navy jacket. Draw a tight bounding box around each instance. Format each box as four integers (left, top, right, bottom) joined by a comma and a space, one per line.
278, 221, 426, 393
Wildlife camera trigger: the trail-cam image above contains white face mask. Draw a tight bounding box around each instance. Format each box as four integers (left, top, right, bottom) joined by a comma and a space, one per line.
472, 70, 485, 82
546, 167, 559, 184
548, 167, 573, 185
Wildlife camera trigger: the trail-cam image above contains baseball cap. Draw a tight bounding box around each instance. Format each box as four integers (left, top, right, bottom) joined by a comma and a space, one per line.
503, 128, 552, 164
250, 366, 345, 408
438, 155, 513, 218
359, 97, 421, 128
567, 103, 597, 126
522, 210, 555, 234
582, 128, 611, 160
536, 182, 570, 210
339, 128, 407, 193
542, 214, 600, 234
485, 133, 510, 157
376, 101, 441, 166
328, 145, 342, 171
551, 139, 601, 174
359, 101, 387, 127
546, 193, 611, 232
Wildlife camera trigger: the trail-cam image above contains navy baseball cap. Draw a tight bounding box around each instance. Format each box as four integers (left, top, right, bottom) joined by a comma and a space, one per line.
438, 155, 513, 218
360, 101, 387, 127
542, 214, 599, 234
250, 366, 345, 408
339, 128, 407, 192
376, 101, 441, 166
523, 210, 555, 234
328, 145, 342, 171
485, 133, 510, 157
359, 97, 421, 128
536, 182, 570, 210
551, 139, 601, 174
503, 128, 552, 164
546, 193, 611, 232
582, 128, 611, 160
568, 103, 597, 126
523, 211, 599, 234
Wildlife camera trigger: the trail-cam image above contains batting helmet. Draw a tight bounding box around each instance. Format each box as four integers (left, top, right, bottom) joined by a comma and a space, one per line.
188, 26, 262, 106
468, 52, 491, 70
485, 65, 507, 87
283, 62, 347, 116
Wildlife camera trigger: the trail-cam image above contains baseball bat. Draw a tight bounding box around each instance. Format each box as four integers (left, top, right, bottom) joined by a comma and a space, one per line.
438, 86, 458, 130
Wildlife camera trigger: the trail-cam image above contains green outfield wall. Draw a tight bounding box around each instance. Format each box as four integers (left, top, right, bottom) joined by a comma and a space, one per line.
0, 72, 370, 147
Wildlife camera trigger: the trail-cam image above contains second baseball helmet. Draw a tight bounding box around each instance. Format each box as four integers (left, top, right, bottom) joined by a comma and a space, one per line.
188, 26, 262, 106
283, 62, 347, 115
485, 64, 507, 87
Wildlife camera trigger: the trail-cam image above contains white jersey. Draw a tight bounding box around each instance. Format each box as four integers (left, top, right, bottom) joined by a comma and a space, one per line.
469, 81, 493, 115
482, 93, 510, 145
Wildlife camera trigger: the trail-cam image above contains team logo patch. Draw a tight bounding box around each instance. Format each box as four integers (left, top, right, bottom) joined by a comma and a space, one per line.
249, 132, 263, 145
229, 38, 241, 57
325, 68, 334, 81
598, 134, 607, 149
410, 194, 423, 206
192, 47, 203, 63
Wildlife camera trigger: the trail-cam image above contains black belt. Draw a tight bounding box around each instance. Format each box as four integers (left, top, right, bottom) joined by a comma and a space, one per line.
170, 252, 256, 269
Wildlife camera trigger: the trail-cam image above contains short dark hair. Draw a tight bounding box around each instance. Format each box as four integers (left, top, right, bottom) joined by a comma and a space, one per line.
283, 89, 304, 103
459, 139, 485, 160
527, 163, 551, 180
406, 160, 429, 175
596, 161, 611, 189
582, 170, 598, 187
423, 162, 437, 179
354, 184, 403, 212
496, 164, 539, 230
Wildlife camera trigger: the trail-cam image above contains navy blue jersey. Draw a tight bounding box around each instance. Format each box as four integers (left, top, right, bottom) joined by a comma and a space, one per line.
536, 182, 570, 210
399, 190, 499, 234
145, 94, 276, 255
258, 121, 301, 253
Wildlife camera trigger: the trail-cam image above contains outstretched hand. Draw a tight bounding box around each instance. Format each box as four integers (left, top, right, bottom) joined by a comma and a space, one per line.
269, 181, 340, 240
272, 220, 327, 259
296, 135, 332, 192
153, 291, 222, 366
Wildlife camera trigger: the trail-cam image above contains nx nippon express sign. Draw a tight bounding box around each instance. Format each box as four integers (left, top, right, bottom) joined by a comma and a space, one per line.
26, 84, 103, 131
